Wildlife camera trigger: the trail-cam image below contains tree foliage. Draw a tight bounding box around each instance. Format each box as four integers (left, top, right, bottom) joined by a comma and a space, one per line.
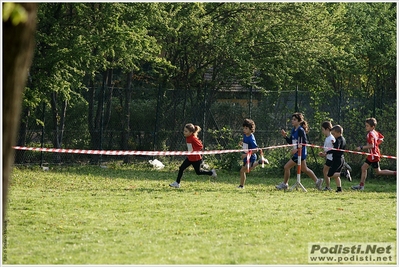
17, 2, 396, 168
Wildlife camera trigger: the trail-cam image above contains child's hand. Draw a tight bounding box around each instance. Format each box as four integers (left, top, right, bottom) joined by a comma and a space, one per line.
318, 151, 326, 157
281, 129, 287, 137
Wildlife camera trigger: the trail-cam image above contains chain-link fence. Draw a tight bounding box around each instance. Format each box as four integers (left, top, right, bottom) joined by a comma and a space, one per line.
14, 85, 397, 176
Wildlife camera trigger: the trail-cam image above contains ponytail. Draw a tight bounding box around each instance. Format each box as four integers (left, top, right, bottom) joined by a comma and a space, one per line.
300, 121, 309, 133
185, 123, 201, 136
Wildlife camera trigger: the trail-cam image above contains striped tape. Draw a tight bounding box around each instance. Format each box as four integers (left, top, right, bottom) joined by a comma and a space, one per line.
303, 144, 397, 160
12, 144, 293, 156
12, 143, 396, 159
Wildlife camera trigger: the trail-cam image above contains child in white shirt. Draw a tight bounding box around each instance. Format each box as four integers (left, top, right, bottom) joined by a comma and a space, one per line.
318, 121, 335, 191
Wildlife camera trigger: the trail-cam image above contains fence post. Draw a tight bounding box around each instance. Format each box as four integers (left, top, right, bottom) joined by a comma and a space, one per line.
203, 84, 206, 149
99, 80, 106, 164
40, 102, 45, 167
338, 88, 342, 124
373, 88, 376, 118
153, 84, 162, 152
249, 85, 253, 118
295, 85, 299, 112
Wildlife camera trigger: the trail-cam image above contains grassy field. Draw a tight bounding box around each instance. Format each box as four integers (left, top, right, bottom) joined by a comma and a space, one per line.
3, 162, 397, 265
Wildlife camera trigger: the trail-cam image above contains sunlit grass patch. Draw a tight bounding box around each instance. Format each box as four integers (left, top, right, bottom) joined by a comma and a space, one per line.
3, 165, 396, 264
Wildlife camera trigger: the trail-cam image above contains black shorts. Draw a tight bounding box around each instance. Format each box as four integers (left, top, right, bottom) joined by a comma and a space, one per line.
328, 158, 344, 177
325, 159, 333, 167
365, 159, 380, 169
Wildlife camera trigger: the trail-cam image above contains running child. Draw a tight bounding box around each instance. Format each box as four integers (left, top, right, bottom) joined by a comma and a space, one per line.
352, 117, 396, 191
325, 125, 346, 193
169, 123, 217, 188
276, 112, 323, 190
237, 119, 269, 189
318, 121, 335, 190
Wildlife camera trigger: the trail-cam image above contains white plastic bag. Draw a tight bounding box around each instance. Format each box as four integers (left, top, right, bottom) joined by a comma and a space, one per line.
149, 159, 165, 170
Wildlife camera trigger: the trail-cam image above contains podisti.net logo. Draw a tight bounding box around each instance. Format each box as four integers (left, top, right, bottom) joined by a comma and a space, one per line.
308, 242, 396, 264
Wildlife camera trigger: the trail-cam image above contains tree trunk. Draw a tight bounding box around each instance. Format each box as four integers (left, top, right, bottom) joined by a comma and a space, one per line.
15, 107, 30, 163
88, 70, 108, 164
50, 92, 68, 163
104, 69, 114, 148
3, 3, 38, 225
88, 79, 96, 148
87, 79, 100, 164
59, 99, 68, 148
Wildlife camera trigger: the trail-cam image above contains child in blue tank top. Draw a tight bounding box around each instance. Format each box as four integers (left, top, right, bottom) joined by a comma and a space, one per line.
276, 113, 323, 191
237, 119, 269, 189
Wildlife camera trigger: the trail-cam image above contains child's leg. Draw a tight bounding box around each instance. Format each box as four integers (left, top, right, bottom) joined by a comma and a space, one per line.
301, 160, 318, 182
239, 165, 247, 186
250, 162, 259, 171
283, 159, 296, 184
192, 160, 212, 176
328, 172, 342, 192
176, 158, 192, 183
360, 162, 369, 185
333, 173, 341, 188
343, 159, 352, 171
323, 164, 330, 188
328, 158, 344, 191
251, 161, 260, 169
374, 166, 397, 176
329, 173, 342, 192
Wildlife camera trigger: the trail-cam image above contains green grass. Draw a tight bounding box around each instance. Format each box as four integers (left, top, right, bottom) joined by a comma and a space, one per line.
3, 163, 397, 264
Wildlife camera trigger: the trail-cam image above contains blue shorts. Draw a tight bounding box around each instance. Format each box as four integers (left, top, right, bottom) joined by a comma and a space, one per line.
242, 153, 258, 166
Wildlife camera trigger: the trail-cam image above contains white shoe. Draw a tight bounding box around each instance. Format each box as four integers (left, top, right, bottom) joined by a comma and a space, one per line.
211, 169, 217, 178
315, 178, 323, 191
169, 181, 180, 188
351, 184, 364, 191
275, 182, 288, 190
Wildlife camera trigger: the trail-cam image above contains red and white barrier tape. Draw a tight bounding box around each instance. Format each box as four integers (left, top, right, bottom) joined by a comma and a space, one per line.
12, 143, 396, 159
12, 144, 293, 156
303, 144, 397, 160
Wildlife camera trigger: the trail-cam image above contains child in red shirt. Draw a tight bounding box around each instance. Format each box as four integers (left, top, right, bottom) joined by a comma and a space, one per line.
169, 123, 217, 188
352, 118, 396, 190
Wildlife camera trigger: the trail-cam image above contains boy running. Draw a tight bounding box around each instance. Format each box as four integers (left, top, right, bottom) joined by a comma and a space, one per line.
325, 125, 346, 193
352, 118, 396, 190
237, 119, 269, 189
